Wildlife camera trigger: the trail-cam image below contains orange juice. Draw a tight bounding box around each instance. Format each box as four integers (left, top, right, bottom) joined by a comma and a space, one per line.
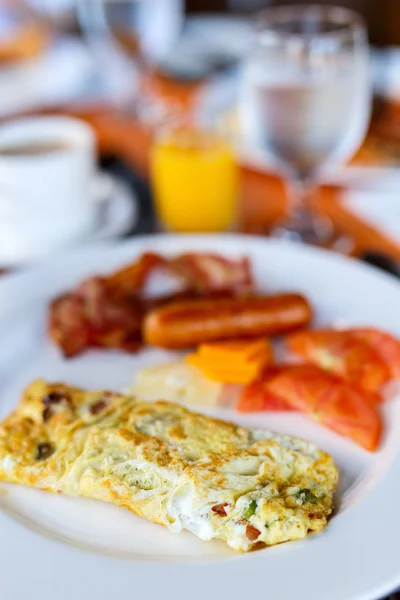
151, 129, 238, 232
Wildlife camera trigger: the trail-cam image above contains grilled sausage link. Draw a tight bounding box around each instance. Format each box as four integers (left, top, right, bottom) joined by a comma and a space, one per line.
143, 294, 312, 349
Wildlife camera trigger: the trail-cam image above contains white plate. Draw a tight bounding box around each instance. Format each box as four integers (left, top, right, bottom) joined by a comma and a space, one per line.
0, 234, 400, 600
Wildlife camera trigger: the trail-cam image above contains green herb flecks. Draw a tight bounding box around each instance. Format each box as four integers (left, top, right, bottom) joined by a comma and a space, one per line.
243, 500, 257, 519
296, 488, 318, 504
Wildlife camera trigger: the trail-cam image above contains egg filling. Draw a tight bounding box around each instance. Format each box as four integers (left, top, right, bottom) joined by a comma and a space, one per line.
0, 380, 338, 552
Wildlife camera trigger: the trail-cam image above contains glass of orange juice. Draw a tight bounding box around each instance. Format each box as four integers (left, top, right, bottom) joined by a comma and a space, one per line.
150, 127, 238, 233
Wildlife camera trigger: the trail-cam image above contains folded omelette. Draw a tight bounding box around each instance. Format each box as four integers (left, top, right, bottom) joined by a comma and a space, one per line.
0, 380, 338, 552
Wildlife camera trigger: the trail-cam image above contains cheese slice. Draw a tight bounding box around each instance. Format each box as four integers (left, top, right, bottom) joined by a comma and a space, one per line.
130, 361, 222, 407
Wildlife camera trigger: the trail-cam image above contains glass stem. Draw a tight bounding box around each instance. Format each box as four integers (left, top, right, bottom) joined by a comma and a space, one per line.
270, 176, 334, 245
286, 177, 315, 231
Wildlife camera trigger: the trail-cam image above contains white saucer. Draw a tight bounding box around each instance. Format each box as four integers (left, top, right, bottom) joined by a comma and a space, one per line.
0, 171, 139, 269
89, 172, 139, 241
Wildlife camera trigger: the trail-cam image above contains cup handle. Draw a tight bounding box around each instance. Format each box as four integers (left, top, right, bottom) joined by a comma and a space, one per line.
91, 172, 113, 205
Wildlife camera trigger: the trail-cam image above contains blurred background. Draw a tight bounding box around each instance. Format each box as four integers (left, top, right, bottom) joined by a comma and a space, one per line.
10, 0, 400, 45
2, 0, 400, 275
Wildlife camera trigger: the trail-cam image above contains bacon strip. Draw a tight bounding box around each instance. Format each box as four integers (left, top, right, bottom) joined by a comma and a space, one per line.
49, 252, 255, 358
169, 253, 253, 296
49, 294, 89, 358
49, 277, 143, 358
107, 253, 166, 294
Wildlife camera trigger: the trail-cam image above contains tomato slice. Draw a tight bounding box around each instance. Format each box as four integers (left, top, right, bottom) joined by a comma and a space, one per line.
267, 365, 382, 451
237, 366, 294, 412
286, 330, 389, 396
347, 328, 400, 379
238, 380, 293, 412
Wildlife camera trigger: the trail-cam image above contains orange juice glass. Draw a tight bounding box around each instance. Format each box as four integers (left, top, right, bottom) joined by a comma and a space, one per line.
151, 128, 238, 232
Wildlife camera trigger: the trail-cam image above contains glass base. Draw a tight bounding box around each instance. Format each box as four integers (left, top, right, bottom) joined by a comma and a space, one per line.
269, 212, 353, 253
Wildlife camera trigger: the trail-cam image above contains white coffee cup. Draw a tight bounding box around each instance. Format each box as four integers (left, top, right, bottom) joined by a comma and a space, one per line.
0, 116, 97, 266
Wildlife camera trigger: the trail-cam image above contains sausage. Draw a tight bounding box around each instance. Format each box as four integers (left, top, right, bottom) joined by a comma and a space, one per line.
142, 294, 312, 349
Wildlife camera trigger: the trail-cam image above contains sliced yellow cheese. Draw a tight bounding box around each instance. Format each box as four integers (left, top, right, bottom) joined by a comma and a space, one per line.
198, 338, 272, 362
186, 354, 266, 385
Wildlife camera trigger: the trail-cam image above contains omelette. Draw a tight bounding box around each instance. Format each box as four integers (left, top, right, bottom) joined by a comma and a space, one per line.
0, 380, 338, 552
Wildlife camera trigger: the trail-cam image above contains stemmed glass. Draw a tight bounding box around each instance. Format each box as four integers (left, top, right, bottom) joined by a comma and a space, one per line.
76, 0, 184, 118
240, 5, 371, 245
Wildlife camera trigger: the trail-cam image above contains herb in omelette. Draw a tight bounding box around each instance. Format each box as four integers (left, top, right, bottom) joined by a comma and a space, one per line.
243, 500, 257, 519
296, 489, 318, 504
36, 442, 55, 460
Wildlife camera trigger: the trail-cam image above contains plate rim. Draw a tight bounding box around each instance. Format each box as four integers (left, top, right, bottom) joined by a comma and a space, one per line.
0, 233, 400, 600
